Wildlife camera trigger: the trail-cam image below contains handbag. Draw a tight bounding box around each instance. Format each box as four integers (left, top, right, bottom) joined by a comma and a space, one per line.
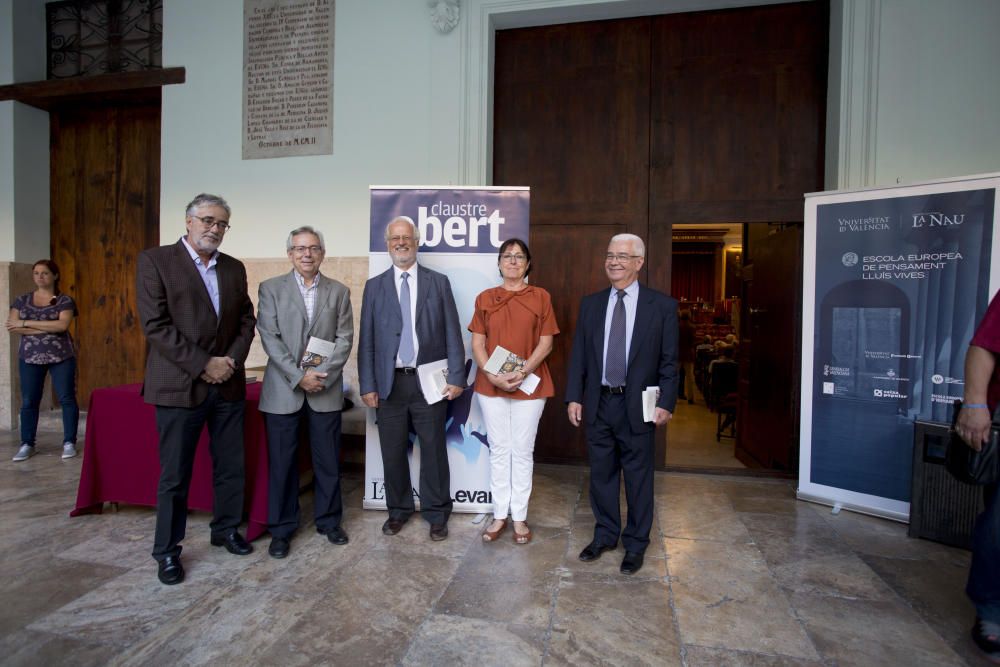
947, 400, 1000, 486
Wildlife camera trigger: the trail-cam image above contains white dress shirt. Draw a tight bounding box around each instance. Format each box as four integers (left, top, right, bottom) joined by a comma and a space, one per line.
393, 263, 420, 367
601, 279, 639, 386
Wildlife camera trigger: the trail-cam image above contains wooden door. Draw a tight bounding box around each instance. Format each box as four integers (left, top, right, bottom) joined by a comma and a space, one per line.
737, 225, 803, 470
493, 19, 652, 464
50, 95, 160, 407
492, 2, 827, 467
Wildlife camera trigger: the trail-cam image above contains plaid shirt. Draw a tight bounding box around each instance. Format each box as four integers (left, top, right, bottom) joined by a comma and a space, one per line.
294, 270, 320, 324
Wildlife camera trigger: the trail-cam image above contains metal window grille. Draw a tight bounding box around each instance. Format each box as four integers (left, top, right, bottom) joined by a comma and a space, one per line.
47, 0, 162, 79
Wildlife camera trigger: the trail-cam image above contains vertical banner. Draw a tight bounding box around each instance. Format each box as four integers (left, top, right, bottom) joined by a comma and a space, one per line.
800, 174, 1000, 520
363, 186, 530, 513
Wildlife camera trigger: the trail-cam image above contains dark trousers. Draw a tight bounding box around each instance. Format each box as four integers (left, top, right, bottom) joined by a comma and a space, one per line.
264, 403, 343, 539
18, 357, 79, 445
586, 392, 655, 554
968, 482, 1000, 622
152, 388, 245, 561
375, 372, 452, 525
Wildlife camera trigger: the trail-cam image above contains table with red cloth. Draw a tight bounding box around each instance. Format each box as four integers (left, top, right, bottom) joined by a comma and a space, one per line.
71, 382, 276, 541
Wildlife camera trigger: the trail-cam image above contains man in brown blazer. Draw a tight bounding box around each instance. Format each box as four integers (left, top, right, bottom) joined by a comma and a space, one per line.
136, 193, 257, 585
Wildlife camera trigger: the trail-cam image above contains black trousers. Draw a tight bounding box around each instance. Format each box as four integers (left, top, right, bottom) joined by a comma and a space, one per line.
152, 388, 245, 561
586, 392, 655, 554
264, 403, 343, 539
375, 372, 452, 525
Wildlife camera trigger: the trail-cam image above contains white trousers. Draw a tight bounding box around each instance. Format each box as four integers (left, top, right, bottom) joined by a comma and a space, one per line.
477, 394, 546, 522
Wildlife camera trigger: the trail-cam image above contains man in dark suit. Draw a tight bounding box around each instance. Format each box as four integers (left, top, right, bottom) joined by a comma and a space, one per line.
257, 226, 353, 559
566, 233, 678, 575
358, 215, 466, 541
136, 193, 256, 585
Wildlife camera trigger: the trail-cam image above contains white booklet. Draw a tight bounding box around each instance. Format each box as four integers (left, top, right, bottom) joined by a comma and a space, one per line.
417, 359, 450, 405
300, 336, 336, 369
642, 386, 660, 422
482, 345, 541, 396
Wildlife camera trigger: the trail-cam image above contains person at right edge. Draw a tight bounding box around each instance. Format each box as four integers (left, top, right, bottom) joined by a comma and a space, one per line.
955, 290, 1000, 663
565, 233, 678, 576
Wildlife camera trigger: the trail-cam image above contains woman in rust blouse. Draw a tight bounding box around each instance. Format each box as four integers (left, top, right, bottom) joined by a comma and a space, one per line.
469, 238, 559, 544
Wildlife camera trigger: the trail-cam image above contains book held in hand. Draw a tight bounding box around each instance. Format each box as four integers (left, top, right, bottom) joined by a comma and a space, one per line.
482, 345, 541, 396
417, 359, 450, 405
300, 336, 336, 369
642, 386, 660, 422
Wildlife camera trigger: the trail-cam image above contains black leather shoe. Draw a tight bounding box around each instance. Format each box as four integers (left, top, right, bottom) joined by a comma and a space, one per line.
382, 518, 406, 535
211, 531, 254, 555
326, 526, 349, 545
971, 617, 1000, 663
620, 551, 644, 575
578, 541, 615, 562
268, 537, 290, 559
429, 523, 449, 541
157, 555, 185, 585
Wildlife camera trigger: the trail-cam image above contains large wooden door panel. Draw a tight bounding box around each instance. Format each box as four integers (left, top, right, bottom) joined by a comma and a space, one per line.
50, 99, 160, 407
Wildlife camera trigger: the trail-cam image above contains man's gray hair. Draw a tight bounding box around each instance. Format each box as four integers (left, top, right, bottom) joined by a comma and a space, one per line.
384, 215, 420, 243
610, 233, 645, 258
185, 193, 231, 218
286, 226, 326, 252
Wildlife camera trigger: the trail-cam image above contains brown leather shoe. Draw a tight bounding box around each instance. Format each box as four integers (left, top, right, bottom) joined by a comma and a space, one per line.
382, 518, 406, 535
429, 523, 449, 541
513, 521, 532, 545
482, 519, 506, 542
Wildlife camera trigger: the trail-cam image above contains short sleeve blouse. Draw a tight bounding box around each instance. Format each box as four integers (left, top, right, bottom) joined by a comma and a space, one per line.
468, 285, 559, 398
971, 291, 1000, 412
11, 293, 76, 364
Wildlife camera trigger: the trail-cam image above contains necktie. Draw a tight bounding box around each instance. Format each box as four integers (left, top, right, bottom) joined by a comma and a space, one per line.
605, 289, 626, 386
399, 272, 415, 365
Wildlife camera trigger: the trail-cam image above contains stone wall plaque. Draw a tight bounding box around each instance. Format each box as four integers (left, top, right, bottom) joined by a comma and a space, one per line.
243, 0, 334, 159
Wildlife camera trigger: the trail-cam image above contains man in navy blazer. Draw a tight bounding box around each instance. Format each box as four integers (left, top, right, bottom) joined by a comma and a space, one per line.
358, 215, 466, 541
566, 233, 678, 575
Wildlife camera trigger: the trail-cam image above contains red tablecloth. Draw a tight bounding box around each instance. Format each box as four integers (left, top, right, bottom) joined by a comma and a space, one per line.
71, 382, 271, 541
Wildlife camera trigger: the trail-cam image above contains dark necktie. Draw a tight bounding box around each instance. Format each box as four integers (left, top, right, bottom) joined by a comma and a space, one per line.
605, 289, 627, 386
399, 272, 415, 365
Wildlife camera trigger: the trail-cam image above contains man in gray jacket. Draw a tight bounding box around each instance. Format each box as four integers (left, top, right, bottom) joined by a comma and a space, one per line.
257, 226, 353, 559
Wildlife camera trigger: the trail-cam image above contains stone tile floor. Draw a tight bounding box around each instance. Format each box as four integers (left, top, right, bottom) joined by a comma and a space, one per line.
0, 429, 990, 666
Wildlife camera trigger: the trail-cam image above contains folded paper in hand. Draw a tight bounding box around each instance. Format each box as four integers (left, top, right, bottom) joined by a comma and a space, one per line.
417, 359, 450, 405
300, 336, 335, 369
642, 386, 660, 422
482, 345, 541, 395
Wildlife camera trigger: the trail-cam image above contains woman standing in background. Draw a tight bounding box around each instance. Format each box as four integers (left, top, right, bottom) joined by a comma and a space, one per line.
6, 259, 80, 461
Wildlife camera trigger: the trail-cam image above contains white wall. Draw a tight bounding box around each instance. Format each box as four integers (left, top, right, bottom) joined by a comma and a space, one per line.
161, 0, 463, 258
828, 0, 1000, 190
0, 0, 49, 263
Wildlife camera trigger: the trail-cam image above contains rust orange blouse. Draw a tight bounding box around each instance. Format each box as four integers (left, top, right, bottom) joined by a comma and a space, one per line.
468, 285, 560, 399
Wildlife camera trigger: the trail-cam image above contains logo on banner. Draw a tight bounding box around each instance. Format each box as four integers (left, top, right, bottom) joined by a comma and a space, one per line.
418, 202, 504, 248
841, 252, 859, 267
911, 211, 965, 228
931, 393, 960, 404
873, 388, 907, 399
837, 216, 891, 232
823, 364, 850, 377
931, 374, 963, 385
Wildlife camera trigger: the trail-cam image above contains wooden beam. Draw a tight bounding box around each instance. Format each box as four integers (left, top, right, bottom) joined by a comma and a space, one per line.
0, 67, 185, 110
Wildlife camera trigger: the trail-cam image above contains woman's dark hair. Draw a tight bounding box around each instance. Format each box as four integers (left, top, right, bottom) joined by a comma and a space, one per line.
33, 259, 61, 299
498, 238, 532, 277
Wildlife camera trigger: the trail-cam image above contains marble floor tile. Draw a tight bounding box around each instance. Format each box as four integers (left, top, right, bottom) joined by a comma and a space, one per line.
402, 614, 547, 667
861, 552, 982, 664
666, 538, 819, 659
253, 549, 460, 666
0, 425, 986, 666
546, 577, 681, 666
683, 645, 826, 666
789, 591, 967, 666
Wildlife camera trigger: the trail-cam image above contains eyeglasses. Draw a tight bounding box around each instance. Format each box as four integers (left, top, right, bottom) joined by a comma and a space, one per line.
605, 253, 641, 263
291, 245, 324, 255
501, 253, 527, 263
190, 215, 231, 231
388, 235, 415, 244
